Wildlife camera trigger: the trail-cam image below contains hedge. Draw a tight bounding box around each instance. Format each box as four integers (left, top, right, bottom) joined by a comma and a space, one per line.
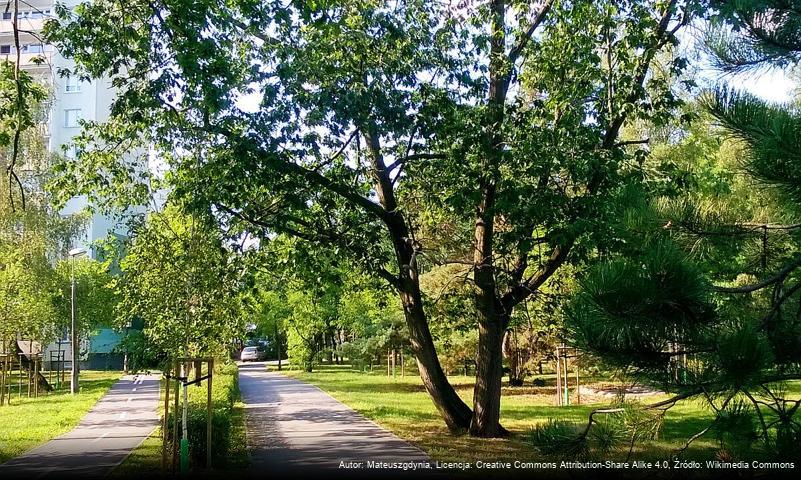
166, 362, 240, 467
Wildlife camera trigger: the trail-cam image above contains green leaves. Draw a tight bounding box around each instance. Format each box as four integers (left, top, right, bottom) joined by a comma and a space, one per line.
704, 87, 801, 206
118, 205, 245, 358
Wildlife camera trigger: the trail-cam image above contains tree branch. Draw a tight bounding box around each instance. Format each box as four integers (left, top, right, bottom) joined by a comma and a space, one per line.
712, 257, 801, 293
602, 0, 681, 148
208, 124, 393, 225
507, 0, 554, 64
386, 153, 447, 174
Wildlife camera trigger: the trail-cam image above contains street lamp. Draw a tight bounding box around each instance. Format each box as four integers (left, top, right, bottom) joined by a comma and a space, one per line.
69, 247, 87, 394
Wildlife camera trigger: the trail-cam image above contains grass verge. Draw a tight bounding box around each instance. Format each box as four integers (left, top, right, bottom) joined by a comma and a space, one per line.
279, 365, 794, 463
0, 370, 121, 463
113, 362, 248, 476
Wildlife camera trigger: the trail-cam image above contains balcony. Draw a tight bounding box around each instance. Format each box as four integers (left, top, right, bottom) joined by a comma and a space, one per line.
0, 18, 46, 34
0, 51, 55, 70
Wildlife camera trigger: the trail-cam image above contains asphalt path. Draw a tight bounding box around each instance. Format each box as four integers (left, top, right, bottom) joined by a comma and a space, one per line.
0, 374, 160, 479
238, 362, 432, 477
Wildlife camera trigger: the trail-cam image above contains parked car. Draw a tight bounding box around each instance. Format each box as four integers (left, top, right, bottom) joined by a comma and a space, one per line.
240, 346, 262, 362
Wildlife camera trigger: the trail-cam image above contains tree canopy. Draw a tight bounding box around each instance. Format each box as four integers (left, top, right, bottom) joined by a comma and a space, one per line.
44, 0, 699, 437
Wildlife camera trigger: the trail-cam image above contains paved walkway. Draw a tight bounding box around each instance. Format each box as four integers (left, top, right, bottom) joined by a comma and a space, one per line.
0, 374, 160, 479
238, 362, 430, 476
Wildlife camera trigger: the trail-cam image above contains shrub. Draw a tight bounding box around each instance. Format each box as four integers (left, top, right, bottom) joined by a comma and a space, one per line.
166, 362, 240, 468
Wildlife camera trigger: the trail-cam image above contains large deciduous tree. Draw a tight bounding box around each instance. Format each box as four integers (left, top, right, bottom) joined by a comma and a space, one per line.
46, 0, 694, 435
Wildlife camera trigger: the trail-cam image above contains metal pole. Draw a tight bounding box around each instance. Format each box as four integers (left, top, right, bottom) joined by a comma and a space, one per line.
162, 366, 170, 473
172, 360, 179, 474
70, 254, 78, 394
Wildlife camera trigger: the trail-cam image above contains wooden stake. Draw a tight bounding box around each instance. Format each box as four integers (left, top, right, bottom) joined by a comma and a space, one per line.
162, 366, 170, 473
555, 348, 561, 406
207, 359, 214, 469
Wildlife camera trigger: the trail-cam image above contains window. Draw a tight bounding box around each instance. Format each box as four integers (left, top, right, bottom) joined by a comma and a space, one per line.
0, 45, 10, 55
64, 109, 82, 128
65, 145, 81, 160
26, 44, 43, 54
2, 12, 11, 20
65, 76, 81, 93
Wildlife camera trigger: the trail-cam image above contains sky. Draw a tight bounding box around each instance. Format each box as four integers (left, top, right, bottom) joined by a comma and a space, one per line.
717, 69, 796, 103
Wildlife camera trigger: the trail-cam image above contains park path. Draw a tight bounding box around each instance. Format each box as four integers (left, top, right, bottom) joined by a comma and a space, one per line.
238, 362, 430, 475
0, 374, 160, 479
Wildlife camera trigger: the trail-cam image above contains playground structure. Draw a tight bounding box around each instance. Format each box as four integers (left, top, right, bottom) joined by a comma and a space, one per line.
162, 357, 215, 474
555, 345, 581, 406
0, 339, 58, 406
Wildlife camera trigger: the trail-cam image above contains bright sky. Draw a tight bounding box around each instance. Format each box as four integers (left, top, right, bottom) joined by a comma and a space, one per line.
679, 22, 798, 104
721, 69, 796, 103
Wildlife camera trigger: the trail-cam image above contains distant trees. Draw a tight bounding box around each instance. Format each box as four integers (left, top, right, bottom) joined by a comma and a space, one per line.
251, 236, 408, 373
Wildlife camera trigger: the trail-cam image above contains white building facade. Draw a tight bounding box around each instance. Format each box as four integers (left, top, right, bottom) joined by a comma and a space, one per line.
2, 1, 126, 369
2, 0, 122, 255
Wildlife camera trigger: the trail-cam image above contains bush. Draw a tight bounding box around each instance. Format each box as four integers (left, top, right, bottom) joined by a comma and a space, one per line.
528, 421, 588, 457
166, 362, 240, 468
114, 330, 166, 372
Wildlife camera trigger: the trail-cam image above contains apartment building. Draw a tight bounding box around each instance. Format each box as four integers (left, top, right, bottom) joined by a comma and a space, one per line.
1, 1, 126, 369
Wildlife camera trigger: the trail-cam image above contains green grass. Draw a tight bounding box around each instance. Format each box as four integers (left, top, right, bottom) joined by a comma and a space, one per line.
113, 363, 248, 476
280, 365, 797, 463
0, 370, 122, 464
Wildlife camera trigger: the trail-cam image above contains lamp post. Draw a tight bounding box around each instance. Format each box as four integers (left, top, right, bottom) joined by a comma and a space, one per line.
69, 247, 87, 394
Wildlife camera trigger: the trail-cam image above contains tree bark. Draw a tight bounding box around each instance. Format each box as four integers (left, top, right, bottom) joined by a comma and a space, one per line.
397, 272, 472, 430
471, 316, 508, 436
466, 0, 511, 438
363, 124, 473, 431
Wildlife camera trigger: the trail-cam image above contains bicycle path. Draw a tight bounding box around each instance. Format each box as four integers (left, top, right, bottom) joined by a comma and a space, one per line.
238, 362, 431, 476
0, 374, 160, 479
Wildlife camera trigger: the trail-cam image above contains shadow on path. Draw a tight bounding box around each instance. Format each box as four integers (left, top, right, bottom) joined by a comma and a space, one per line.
0, 374, 160, 480
238, 363, 439, 478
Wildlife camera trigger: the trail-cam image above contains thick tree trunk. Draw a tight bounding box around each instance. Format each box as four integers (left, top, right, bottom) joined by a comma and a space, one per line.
470, 313, 508, 436
466, 0, 512, 439
398, 283, 473, 431
470, 182, 508, 437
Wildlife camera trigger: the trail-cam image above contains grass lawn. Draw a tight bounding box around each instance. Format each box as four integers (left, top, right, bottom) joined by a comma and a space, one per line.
0, 370, 122, 464
280, 365, 800, 463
